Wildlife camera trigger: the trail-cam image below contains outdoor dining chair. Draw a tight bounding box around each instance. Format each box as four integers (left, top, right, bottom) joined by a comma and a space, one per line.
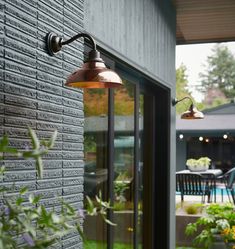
176, 173, 213, 203
216, 167, 235, 204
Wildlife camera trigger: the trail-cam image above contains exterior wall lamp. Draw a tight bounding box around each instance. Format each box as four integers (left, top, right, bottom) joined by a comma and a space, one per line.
46, 32, 123, 88
172, 96, 204, 119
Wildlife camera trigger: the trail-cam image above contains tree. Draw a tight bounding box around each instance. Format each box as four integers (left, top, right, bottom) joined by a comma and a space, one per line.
199, 44, 235, 99
176, 64, 195, 114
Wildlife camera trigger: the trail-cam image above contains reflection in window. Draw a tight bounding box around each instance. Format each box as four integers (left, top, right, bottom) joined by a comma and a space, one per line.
83, 89, 108, 249
113, 80, 135, 249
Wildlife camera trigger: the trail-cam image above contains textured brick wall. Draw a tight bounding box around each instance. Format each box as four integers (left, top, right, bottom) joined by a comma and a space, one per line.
0, 0, 84, 248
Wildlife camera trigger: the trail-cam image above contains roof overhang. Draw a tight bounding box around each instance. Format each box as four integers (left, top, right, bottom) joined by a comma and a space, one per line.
174, 0, 235, 45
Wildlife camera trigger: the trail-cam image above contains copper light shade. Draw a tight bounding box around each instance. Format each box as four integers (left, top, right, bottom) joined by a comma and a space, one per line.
180, 104, 204, 119
172, 97, 204, 120
46, 32, 123, 88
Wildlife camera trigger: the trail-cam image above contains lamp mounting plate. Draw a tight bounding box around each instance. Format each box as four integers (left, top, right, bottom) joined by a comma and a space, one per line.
46, 32, 63, 56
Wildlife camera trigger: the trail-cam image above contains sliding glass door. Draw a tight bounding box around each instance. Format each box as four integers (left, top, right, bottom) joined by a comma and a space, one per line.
83, 61, 170, 249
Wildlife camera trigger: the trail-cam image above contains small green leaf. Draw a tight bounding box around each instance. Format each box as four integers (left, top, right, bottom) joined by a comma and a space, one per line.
19, 186, 28, 195
16, 197, 24, 206
36, 157, 43, 179
47, 130, 57, 149
0, 135, 9, 148
28, 128, 40, 150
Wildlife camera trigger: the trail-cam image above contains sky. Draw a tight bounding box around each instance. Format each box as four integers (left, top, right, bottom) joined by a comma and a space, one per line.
176, 42, 235, 102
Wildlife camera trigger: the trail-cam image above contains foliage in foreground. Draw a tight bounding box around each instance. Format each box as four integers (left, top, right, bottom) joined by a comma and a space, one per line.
0, 128, 114, 248
185, 203, 235, 248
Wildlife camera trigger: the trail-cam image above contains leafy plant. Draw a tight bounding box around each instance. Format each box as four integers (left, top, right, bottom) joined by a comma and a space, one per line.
0, 128, 114, 248
185, 203, 235, 248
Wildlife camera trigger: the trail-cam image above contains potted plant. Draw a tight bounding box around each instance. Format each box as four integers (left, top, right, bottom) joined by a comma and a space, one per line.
186, 157, 211, 172
185, 203, 235, 249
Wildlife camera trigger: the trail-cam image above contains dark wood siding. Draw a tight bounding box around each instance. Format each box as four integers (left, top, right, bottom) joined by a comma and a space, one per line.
85, 0, 176, 88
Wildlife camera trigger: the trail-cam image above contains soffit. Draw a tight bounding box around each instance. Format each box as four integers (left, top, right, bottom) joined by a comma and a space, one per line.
174, 0, 235, 45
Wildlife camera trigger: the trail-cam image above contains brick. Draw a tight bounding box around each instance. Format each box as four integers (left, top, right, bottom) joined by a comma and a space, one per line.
5, 60, 36, 77
42, 151, 63, 160
38, 197, 61, 207
37, 179, 62, 189
37, 81, 62, 95
6, 15, 37, 36
37, 61, 63, 77
5, 49, 36, 67
64, 1, 83, 16
5, 117, 36, 128
5, 105, 36, 118
63, 134, 83, 142
36, 130, 62, 141
37, 50, 63, 68
6, 0, 37, 17
5, 84, 36, 98
37, 111, 63, 123
5, 4, 37, 26
62, 236, 82, 248
63, 53, 82, 67
63, 177, 83, 186
63, 142, 83, 151
8, 138, 31, 149
5, 27, 37, 47
42, 169, 62, 179
4, 127, 28, 138
62, 89, 82, 100
38, 2, 63, 21
43, 160, 63, 169
63, 98, 83, 109
37, 71, 63, 86
36, 188, 62, 199
63, 186, 83, 196
37, 92, 62, 105
36, 122, 63, 132
63, 161, 84, 169
63, 107, 83, 118
5, 72, 37, 88
63, 194, 83, 203
64, 17, 84, 34
63, 116, 84, 126
62, 151, 84, 160
5, 95, 37, 109
2, 181, 36, 192
38, 0, 63, 13
38, 102, 62, 114
4, 171, 36, 182
62, 125, 83, 135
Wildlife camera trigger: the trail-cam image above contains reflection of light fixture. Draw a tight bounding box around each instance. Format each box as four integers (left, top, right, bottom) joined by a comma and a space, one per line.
179, 134, 184, 140
46, 32, 123, 88
199, 136, 203, 141
172, 97, 204, 119
223, 134, 228, 139
205, 138, 209, 143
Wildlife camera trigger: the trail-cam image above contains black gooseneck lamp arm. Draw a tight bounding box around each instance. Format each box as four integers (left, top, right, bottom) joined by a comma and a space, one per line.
172, 96, 194, 110
46, 32, 103, 62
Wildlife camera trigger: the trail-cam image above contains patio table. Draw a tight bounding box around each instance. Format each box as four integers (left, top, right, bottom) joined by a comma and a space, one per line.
176, 169, 223, 202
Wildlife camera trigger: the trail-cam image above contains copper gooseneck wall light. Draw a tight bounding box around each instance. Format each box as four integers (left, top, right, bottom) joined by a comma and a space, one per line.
46, 32, 123, 88
172, 96, 204, 119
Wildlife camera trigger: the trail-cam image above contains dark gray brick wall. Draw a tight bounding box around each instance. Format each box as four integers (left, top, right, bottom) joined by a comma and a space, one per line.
0, 0, 84, 248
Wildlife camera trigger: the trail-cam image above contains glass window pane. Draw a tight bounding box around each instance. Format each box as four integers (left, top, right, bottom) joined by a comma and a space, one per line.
113, 79, 135, 249
83, 89, 108, 249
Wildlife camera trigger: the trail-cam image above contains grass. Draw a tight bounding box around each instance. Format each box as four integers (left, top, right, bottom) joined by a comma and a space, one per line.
84, 240, 136, 249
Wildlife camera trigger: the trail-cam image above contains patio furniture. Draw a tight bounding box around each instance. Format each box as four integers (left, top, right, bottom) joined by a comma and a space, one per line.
176, 169, 223, 202
216, 167, 235, 204
176, 173, 213, 203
